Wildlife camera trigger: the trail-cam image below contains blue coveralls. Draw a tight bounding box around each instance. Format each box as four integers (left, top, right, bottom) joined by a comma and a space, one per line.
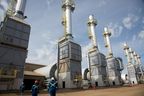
31, 84, 39, 96
48, 80, 57, 96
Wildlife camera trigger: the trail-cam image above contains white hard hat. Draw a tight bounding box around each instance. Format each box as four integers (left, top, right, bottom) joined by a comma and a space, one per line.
51, 77, 54, 80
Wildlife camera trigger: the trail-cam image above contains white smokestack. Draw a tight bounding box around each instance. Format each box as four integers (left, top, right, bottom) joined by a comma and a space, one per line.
62, 0, 75, 40
123, 43, 131, 64
129, 48, 135, 64
103, 27, 113, 58
14, 0, 27, 19
87, 15, 98, 49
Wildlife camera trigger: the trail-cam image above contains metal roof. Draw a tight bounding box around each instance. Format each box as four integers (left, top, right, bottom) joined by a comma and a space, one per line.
24, 71, 45, 77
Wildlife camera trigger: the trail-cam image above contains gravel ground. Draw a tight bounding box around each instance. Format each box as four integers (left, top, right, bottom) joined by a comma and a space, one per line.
0, 84, 144, 96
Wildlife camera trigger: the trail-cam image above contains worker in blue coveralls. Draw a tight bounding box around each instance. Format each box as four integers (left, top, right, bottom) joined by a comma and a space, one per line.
31, 80, 39, 96
20, 82, 25, 96
48, 77, 57, 96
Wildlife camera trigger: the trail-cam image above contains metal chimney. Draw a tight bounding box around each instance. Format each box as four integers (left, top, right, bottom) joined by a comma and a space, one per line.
103, 27, 113, 58
62, 0, 75, 40
87, 15, 98, 49
14, 0, 27, 19
129, 48, 135, 64
123, 43, 131, 64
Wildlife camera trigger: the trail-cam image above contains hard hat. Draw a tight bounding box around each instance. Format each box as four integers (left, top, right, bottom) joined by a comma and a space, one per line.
51, 77, 55, 80
35, 80, 38, 84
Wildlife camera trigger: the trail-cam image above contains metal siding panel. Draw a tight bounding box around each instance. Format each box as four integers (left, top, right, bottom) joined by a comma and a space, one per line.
0, 17, 30, 49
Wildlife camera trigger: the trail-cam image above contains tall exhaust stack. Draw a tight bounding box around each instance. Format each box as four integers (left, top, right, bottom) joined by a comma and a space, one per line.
58, 0, 82, 88
133, 52, 139, 65
103, 27, 121, 86
0, 0, 30, 90
87, 15, 107, 86
14, 0, 27, 19
129, 48, 135, 64
123, 43, 138, 84
123, 43, 131, 64
61, 0, 75, 40
87, 15, 98, 49
103, 27, 113, 58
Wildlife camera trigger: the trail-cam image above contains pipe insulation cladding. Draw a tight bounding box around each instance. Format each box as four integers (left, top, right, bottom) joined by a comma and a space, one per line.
87, 15, 98, 48
103, 27, 113, 57
14, 0, 26, 18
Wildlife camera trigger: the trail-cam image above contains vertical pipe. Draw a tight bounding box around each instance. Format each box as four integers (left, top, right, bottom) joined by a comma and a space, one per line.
133, 52, 139, 65
65, 6, 72, 36
14, 0, 27, 19
103, 27, 113, 57
123, 43, 131, 64
88, 15, 97, 48
62, 0, 75, 40
129, 48, 135, 64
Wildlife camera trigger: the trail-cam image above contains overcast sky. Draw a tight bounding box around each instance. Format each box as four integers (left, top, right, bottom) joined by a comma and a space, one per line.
0, 0, 144, 74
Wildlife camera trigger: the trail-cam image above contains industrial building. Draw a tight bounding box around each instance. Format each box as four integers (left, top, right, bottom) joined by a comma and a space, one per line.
103, 27, 124, 86
24, 63, 45, 90
57, 0, 82, 88
86, 15, 108, 87
1, 0, 144, 91
0, 0, 30, 90
123, 43, 144, 84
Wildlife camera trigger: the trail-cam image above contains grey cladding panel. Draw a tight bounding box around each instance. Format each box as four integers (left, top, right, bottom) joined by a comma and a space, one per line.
107, 58, 115, 69
59, 44, 69, 59
127, 66, 136, 78
69, 42, 81, 61
0, 45, 27, 66
89, 52, 107, 66
70, 60, 81, 80
0, 17, 30, 49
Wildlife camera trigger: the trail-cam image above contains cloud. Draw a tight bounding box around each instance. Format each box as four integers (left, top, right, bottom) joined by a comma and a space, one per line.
122, 14, 139, 29
138, 30, 144, 39
132, 35, 137, 41
26, 44, 57, 65
97, 0, 106, 7
0, 0, 9, 21
45, 0, 54, 6
107, 23, 123, 37
0, 0, 8, 11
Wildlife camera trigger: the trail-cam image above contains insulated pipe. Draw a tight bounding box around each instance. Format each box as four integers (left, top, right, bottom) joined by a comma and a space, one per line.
129, 48, 135, 64
87, 15, 98, 48
137, 55, 141, 65
62, 0, 75, 40
133, 52, 139, 65
103, 27, 113, 57
14, 0, 27, 19
123, 43, 131, 64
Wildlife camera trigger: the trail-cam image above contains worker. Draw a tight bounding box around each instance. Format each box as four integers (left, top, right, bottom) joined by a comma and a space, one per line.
20, 82, 25, 96
31, 80, 39, 96
48, 77, 57, 96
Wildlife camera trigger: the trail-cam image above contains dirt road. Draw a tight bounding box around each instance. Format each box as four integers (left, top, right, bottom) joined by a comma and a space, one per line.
0, 85, 144, 96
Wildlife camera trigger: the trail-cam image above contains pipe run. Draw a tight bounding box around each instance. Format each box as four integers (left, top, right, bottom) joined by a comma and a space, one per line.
103, 27, 113, 58
62, 0, 75, 40
123, 43, 131, 65
14, 0, 27, 19
87, 15, 98, 49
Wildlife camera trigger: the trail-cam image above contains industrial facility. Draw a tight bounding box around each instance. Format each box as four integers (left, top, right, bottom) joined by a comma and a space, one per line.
103, 27, 124, 86
0, 0, 30, 90
0, 0, 144, 91
86, 15, 107, 87
123, 43, 144, 84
